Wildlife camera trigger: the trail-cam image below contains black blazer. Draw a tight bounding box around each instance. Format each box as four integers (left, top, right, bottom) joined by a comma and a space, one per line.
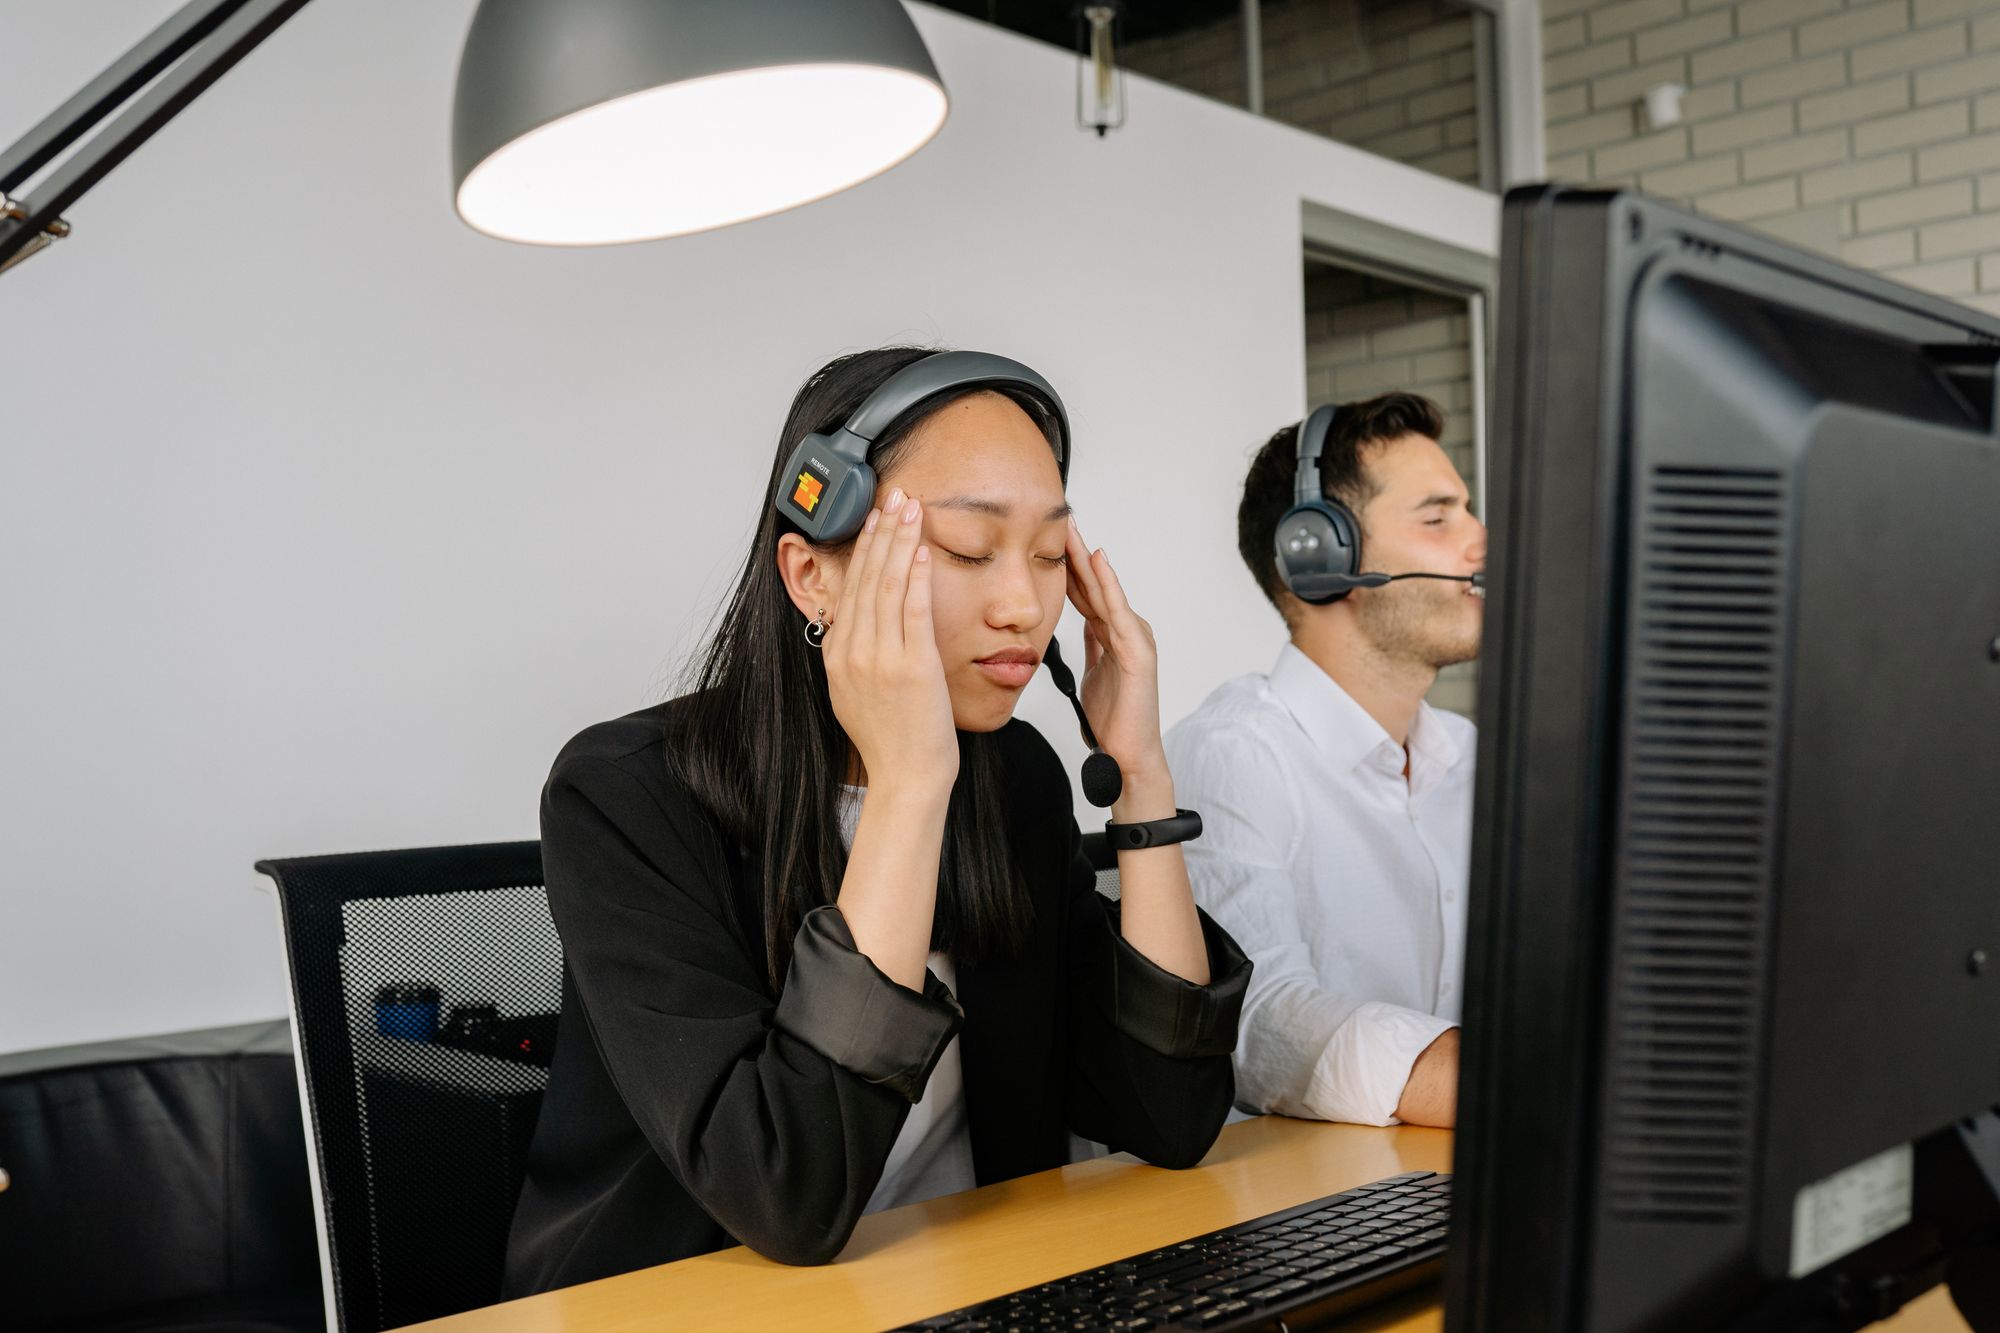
502, 700, 1251, 1295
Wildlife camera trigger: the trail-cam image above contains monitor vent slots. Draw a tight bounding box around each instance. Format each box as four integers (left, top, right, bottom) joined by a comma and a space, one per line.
1605, 463, 1788, 1224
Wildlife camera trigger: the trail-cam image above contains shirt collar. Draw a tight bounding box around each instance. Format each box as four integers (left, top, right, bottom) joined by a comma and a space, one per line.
1268, 643, 1402, 776
1268, 643, 1465, 783
1407, 698, 1463, 792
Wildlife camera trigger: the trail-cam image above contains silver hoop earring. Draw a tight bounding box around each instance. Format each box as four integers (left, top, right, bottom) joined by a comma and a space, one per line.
804, 608, 828, 648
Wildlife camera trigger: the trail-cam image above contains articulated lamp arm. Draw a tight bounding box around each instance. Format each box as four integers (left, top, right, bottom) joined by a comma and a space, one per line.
0, 0, 313, 276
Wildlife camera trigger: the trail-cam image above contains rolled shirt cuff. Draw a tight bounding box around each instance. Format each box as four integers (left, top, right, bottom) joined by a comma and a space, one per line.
1305, 1001, 1457, 1127
772, 906, 964, 1103
1091, 905, 1252, 1059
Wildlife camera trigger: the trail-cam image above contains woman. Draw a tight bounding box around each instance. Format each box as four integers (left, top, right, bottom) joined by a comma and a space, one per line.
503, 347, 1250, 1295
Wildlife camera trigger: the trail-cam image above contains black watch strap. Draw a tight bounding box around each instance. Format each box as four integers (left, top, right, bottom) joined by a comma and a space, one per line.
1103, 808, 1203, 851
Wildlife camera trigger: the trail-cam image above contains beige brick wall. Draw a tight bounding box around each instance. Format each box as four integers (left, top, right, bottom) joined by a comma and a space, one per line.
1126, 0, 1485, 187
1543, 0, 2000, 315
1304, 266, 1483, 717
1131, 1, 1997, 306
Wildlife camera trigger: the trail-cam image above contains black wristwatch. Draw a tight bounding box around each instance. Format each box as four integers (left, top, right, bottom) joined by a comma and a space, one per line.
1102, 808, 1203, 851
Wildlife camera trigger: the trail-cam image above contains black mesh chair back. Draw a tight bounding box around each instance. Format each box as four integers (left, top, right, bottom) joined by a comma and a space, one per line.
1080, 830, 1120, 898
256, 842, 555, 1332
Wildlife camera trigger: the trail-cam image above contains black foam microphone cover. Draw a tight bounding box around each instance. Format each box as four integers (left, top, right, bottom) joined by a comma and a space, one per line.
1079, 749, 1124, 808
1042, 638, 1124, 808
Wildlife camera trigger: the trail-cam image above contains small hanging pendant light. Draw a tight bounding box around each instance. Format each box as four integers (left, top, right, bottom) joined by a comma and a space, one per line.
1076, 4, 1127, 138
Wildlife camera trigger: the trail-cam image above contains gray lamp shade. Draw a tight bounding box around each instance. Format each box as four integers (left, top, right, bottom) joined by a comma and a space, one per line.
451, 0, 949, 245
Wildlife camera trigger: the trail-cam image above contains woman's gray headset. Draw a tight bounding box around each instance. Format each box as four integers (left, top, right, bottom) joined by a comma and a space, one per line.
1272, 401, 1484, 604
775, 349, 1123, 806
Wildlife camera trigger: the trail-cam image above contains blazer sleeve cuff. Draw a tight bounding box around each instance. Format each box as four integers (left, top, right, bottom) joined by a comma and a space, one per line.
773, 905, 964, 1103
1092, 904, 1252, 1059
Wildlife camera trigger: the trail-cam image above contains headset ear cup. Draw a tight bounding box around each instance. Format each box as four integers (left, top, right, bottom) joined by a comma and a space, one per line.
1276, 402, 1364, 604
816, 461, 877, 544
1328, 498, 1363, 580
1274, 505, 1320, 601
778, 434, 877, 544
1274, 501, 1362, 604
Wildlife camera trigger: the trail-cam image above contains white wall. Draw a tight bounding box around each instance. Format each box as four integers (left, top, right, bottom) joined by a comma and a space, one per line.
0, 1, 1497, 1054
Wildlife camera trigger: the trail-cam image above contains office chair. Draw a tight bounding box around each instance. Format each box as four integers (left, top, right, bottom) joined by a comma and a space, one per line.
256, 842, 555, 1333
0, 1021, 322, 1331
1080, 830, 1120, 899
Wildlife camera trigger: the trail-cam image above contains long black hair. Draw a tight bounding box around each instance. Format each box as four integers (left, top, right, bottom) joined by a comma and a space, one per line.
674, 346, 1063, 991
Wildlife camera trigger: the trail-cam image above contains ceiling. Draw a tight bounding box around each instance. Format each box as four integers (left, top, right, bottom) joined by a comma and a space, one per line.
929, 2, 1249, 50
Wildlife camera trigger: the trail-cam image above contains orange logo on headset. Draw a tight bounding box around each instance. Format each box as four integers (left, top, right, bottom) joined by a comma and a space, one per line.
793, 471, 824, 513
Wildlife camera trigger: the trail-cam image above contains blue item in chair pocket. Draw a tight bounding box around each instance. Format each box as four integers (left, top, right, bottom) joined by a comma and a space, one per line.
375, 983, 441, 1041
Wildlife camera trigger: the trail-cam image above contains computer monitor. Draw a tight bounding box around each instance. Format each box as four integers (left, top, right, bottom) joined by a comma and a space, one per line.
1447, 185, 2000, 1333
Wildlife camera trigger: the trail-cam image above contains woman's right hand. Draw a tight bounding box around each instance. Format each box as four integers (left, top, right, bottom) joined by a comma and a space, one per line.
822, 487, 959, 793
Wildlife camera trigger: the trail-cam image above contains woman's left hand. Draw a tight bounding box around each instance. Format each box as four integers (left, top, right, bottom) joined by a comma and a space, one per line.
1063, 516, 1168, 789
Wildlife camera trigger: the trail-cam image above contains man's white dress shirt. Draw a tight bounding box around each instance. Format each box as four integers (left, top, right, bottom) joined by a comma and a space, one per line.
1163, 644, 1475, 1126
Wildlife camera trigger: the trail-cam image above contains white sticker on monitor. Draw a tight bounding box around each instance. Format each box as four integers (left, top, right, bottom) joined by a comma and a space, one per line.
1789, 1141, 1914, 1278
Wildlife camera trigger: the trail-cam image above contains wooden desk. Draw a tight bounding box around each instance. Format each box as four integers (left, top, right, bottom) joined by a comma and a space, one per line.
404, 1117, 1972, 1333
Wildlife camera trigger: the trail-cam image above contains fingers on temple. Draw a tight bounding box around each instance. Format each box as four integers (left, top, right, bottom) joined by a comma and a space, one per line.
856, 487, 914, 638
1093, 548, 1134, 617
875, 496, 923, 643
905, 545, 933, 632
1067, 525, 1110, 620
839, 507, 884, 645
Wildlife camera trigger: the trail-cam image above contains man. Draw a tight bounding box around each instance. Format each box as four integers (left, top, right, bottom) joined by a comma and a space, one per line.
1163, 392, 1486, 1127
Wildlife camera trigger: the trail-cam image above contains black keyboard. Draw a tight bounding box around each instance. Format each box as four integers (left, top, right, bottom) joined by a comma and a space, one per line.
893, 1170, 1451, 1332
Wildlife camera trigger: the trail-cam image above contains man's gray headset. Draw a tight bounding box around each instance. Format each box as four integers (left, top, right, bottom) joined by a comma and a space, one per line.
774, 350, 1123, 806
1273, 401, 1484, 603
